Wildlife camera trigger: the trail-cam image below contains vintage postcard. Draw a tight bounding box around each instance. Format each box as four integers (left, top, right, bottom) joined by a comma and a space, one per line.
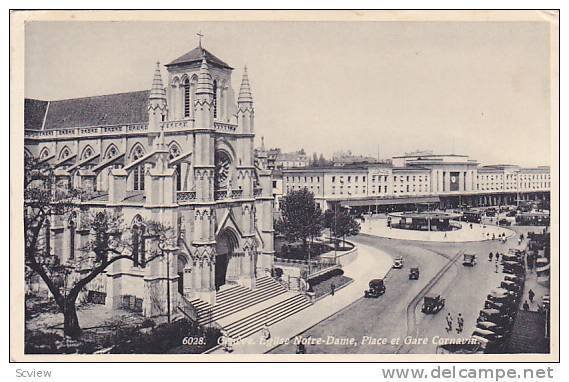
9, 10, 559, 362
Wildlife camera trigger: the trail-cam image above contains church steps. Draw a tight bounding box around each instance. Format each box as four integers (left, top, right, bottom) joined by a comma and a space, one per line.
198, 288, 287, 324
203, 286, 286, 322
224, 294, 307, 332
192, 277, 289, 326
225, 294, 312, 339
215, 277, 273, 300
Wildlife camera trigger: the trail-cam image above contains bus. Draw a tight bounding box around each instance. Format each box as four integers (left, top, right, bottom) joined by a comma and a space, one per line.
461, 210, 482, 224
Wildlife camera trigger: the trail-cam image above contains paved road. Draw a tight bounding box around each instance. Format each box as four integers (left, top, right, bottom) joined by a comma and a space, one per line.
270, 228, 531, 354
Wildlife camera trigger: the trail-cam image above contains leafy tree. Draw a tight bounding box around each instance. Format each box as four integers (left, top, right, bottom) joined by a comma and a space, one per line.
24, 158, 172, 338
322, 208, 361, 249
274, 188, 322, 259
311, 153, 319, 167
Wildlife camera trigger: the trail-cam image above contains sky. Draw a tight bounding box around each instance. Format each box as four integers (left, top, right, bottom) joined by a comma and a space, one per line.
25, 20, 552, 167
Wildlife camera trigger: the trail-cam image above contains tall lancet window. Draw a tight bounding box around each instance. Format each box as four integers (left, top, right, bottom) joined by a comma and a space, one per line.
169, 144, 182, 191
213, 80, 218, 119
132, 146, 145, 191
183, 78, 191, 118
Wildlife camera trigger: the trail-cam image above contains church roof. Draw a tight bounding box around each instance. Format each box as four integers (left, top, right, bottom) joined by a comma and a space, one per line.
25, 90, 150, 130
24, 99, 49, 130
166, 46, 233, 70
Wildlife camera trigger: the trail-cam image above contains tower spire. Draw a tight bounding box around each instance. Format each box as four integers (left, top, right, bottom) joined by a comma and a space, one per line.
238, 66, 253, 103
149, 61, 166, 100
196, 55, 213, 96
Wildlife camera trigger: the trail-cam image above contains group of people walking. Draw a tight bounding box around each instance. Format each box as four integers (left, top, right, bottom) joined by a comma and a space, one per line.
445, 312, 464, 334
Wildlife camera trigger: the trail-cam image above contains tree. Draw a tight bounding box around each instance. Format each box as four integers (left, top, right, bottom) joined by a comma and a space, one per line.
24, 158, 171, 338
311, 153, 319, 167
318, 153, 328, 167
322, 208, 361, 249
274, 188, 322, 259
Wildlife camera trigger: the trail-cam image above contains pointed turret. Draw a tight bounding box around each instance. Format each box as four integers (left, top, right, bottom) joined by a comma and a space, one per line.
237, 66, 254, 135
238, 66, 253, 104
196, 55, 213, 97
149, 61, 166, 100
147, 61, 168, 138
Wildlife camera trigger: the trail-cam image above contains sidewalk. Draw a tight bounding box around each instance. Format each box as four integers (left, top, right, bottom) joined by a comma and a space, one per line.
359, 217, 515, 243
210, 242, 393, 354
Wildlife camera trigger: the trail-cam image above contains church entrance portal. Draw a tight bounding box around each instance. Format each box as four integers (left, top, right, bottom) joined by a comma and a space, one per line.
215, 229, 238, 290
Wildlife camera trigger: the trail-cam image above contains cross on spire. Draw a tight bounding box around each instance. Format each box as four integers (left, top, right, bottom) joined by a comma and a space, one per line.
197, 31, 204, 48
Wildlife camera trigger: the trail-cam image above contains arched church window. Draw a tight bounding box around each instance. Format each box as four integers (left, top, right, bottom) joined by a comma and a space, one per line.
131, 216, 146, 267
40, 148, 50, 159
183, 78, 191, 118
169, 144, 182, 191
59, 147, 71, 160
131, 145, 145, 191
213, 79, 218, 119
214, 150, 231, 190
82, 146, 93, 160
68, 217, 76, 260
44, 218, 51, 256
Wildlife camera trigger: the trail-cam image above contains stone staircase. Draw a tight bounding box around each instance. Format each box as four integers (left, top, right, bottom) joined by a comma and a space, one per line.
188, 276, 312, 338
224, 293, 312, 340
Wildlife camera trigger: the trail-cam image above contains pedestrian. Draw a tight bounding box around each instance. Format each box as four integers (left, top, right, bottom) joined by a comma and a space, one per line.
495, 262, 499, 273
446, 313, 453, 332
330, 283, 336, 296
470, 223, 473, 229
456, 313, 464, 334
523, 300, 530, 311
221, 330, 233, 352
296, 340, 306, 354
488, 252, 493, 262
444, 232, 447, 239
528, 289, 535, 303
261, 323, 271, 340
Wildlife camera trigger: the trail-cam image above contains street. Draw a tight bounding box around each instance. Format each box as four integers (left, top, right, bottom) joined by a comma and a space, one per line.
270, 226, 534, 354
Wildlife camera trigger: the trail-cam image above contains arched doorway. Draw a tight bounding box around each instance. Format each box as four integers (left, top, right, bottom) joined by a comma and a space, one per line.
215, 229, 239, 290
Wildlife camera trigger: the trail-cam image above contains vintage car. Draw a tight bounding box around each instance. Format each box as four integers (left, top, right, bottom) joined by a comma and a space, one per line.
393, 256, 404, 269
500, 280, 522, 295
484, 300, 506, 312
364, 279, 386, 298
436, 339, 485, 354
504, 274, 523, 286
472, 328, 504, 343
409, 267, 420, 280
476, 321, 508, 335
421, 294, 445, 314
477, 308, 512, 327
462, 253, 477, 267
502, 261, 525, 275
498, 218, 512, 226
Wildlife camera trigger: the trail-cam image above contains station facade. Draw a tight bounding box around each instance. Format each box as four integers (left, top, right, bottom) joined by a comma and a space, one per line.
275, 153, 550, 213
24, 44, 275, 316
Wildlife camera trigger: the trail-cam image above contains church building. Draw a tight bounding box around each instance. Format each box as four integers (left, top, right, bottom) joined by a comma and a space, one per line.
24, 42, 277, 318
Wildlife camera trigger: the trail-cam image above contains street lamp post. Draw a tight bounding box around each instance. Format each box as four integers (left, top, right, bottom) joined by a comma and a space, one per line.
158, 236, 178, 324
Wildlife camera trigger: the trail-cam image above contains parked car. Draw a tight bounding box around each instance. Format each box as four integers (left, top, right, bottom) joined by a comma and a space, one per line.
498, 218, 512, 226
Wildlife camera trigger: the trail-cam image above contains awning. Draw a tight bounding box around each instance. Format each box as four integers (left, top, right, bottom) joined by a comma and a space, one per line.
339, 196, 440, 207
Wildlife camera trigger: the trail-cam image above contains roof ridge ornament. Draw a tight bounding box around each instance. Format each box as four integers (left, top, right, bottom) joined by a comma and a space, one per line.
197, 31, 204, 49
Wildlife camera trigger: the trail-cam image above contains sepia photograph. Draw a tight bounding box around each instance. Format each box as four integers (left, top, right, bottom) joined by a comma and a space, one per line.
9, 10, 559, 361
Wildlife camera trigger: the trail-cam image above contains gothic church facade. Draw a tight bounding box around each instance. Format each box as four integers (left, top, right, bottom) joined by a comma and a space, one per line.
24, 44, 275, 317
